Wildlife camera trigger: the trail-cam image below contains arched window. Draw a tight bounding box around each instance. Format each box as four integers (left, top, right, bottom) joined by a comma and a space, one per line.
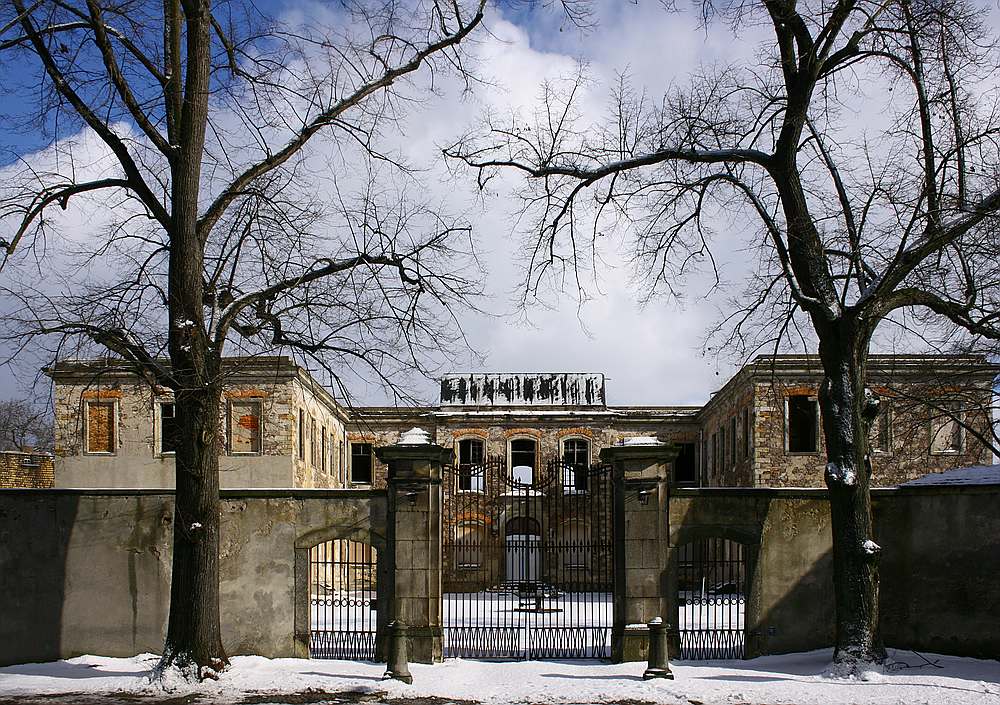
562, 438, 590, 493
454, 522, 486, 569
509, 438, 537, 486
457, 437, 486, 492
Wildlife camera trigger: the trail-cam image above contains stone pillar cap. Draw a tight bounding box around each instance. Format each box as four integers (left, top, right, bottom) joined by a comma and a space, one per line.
398, 427, 432, 445
622, 436, 664, 446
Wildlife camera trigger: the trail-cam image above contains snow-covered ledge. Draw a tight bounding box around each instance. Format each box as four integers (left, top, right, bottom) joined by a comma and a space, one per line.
622, 435, 665, 446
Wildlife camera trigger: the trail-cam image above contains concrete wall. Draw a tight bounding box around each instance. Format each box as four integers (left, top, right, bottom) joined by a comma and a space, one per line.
0, 489, 386, 666
669, 485, 1000, 659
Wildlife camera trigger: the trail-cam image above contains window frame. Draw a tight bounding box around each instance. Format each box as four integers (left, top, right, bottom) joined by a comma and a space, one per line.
156, 400, 178, 457
298, 410, 305, 461
741, 407, 751, 460
508, 436, 538, 486
456, 436, 486, 493
349, 441, 374, 485
785, 394, 821, 455
227, 398, 264, 456
871, 403, 892, 454
929, 404, 964, 455
453, 520, 487, 570
561, 436, 591, 494
83, 399, 118, 456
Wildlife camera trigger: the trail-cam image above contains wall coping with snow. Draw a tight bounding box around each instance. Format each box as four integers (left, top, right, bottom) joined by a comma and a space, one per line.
0, 487, 387, 498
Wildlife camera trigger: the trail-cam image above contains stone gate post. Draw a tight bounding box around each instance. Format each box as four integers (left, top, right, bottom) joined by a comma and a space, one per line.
376, 427, 451, 663
601, 437, 677, 663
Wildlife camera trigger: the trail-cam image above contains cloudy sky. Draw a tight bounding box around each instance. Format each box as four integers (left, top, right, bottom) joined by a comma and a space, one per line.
0, 0, 910, 408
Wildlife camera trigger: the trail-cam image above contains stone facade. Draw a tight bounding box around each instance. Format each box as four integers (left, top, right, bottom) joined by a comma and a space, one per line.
48, 357, 348, 488
48, 355, 997, 490
0, 451, 54, 488
699, 356, 997, 488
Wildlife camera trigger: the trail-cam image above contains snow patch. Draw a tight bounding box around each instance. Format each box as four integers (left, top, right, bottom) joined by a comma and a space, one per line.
861, 539, 880, 555
2, 649, 999, 705
190, 522, 202, 531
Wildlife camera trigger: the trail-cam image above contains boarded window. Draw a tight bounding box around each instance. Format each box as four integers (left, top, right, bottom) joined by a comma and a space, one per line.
787, 395, 819, 453
159, 402, 178, 455
230, 400, 262, 454
562, 438, 590, 492
930, 406, 963, 453
674, 442, 697, 486
458, 438, 485, 492
85, 401, 115, 454
350, 442, 373, 484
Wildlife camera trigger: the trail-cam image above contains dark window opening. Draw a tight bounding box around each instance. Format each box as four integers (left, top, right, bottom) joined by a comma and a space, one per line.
787, 395, 818, 453
729, 417, 737, 466
458, 438, 485, 491
510, 438, 537, 485
351, 442, 373, 484
674, 442, 697, 486
741, 407, 751, 459
160, 402, 178, 455
562, 438, 590, 492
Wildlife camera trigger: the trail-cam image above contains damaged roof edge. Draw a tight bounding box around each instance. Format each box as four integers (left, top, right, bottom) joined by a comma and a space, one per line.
440, 373, 607, 408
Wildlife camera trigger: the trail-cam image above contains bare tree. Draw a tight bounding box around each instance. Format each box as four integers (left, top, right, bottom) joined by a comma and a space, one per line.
0, 0, 486, 679
446, 0, 1000, 669
0, 398, 53, 451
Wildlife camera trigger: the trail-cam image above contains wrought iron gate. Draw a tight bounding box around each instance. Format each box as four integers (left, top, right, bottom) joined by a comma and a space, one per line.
309, 538, 378, 659
443, 456, 613, 660
677, 537, 747, 659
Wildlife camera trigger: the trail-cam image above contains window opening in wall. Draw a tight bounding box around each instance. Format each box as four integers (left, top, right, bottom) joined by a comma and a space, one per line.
930, 404, 963, 454
159, 402, 178, 455
298, 410, 305, 461
711, 431, 719, 475
229, 399, 262, 454
310, 417, 318, 467
729, 417, 737, 466
562, 438, 590, 493
457, 438, 485, 492
509, 438, 537, 486
350, 442, 373, 484
674, 442, 697, 486
701, 438, 708, 485
321, 427, 328, 471
787, 395, 819, 453
741, 407, 751, 459
85, 400, 116, 454
719, 425, 727, 470
872, 404, 891, 453
454, 522, 485, 569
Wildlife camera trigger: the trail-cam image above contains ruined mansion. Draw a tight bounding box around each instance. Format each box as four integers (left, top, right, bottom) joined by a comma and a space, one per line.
48, 354, 996, 491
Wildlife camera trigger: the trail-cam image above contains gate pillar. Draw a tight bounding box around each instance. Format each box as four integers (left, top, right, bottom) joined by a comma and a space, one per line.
377, 428, 451, 664
601, 437, 677, 663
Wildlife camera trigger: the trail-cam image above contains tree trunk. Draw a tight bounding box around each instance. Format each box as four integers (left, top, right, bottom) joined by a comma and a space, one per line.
157, 0, 227, 677
161, 376, 228, 677
817, 325, 886, 668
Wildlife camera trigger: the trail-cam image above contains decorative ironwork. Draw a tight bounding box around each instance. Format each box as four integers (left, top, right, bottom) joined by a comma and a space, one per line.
443, 456, 613, 660
677, 537, 747, 659
309, 538, 378, 660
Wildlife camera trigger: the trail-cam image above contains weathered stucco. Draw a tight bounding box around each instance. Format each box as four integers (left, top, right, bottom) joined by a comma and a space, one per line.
0, 489, 386, 666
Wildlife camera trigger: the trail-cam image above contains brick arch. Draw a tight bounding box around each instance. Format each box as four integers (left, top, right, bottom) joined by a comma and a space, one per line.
555, 427, 596, 440
502, 428, 543, 439
450, 429, 489, 440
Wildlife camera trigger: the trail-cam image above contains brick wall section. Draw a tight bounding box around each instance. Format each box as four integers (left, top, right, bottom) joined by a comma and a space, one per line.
0, 452, 54, 488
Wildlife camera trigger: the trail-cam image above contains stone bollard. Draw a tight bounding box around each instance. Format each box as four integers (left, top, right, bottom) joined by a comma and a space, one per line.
382, 620, 413, 684
643, 617, 674, 680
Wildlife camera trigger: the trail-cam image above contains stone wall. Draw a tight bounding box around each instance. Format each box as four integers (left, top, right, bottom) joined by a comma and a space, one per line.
0, 488, 386, 666
669, 484, 1000, 659
0, 451, 54, 488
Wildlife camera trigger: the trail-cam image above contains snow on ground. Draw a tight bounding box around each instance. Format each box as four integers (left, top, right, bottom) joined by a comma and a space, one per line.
1, 649, 998, 705
903, 464, 1000, 486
